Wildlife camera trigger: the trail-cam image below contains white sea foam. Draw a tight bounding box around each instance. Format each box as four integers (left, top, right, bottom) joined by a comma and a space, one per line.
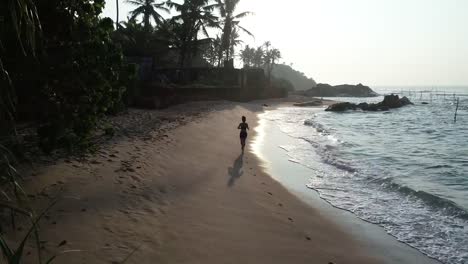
259, 96, 468, 264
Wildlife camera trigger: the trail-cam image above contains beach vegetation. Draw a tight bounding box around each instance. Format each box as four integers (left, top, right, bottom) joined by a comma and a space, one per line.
0, 0, 258, 260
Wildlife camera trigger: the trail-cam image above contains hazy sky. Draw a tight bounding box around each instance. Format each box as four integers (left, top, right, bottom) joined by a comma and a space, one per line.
102, 0, 468, 86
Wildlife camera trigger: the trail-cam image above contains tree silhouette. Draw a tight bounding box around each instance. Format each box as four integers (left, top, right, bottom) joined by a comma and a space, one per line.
216, 0, 253, 62
168, 0, 220, 67
126, 0, 170, 30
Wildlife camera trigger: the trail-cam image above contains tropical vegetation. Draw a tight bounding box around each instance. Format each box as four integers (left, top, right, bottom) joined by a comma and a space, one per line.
0, 0, 292, 261
240, 42, 282, 83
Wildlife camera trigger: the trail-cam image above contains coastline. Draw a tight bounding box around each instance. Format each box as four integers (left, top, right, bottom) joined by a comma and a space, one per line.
5, 99, 432, 263
253, 105, 442, 264
6, 99, 376, 263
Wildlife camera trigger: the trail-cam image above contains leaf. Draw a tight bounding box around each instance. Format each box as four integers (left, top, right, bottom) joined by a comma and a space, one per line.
45, 256, 57, 264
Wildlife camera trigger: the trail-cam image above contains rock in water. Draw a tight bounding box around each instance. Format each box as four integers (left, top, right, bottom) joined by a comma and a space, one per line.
325, 94, 413, 112
399, 96, 413, 106
325, 102, 357, 112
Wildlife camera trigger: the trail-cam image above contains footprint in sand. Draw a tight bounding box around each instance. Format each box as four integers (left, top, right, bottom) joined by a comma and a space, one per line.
159, 186, 167, 194
131, 175, 141, 182
267, 192, 273, 196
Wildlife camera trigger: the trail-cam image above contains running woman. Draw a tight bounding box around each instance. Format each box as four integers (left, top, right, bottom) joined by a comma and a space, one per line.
238, 116, 250, 152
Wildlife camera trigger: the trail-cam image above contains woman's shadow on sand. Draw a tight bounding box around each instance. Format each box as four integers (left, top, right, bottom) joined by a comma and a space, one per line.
228, 153, 244, 187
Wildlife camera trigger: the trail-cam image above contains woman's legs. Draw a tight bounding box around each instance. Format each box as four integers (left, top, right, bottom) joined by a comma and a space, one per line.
240, 137, 246, 151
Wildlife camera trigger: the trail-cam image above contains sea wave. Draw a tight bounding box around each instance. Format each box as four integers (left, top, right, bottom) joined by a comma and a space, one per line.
263, 99, 468, 264
373, 178, 468, 220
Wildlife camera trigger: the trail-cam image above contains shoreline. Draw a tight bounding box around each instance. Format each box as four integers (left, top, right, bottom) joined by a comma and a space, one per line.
5, 99, 377, 263
5, 98, 428, 263
253, 105, 442, 264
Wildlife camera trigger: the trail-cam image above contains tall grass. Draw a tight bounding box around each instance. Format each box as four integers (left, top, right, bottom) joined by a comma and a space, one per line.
1, 0, 44, 258
0, 144, 54, 263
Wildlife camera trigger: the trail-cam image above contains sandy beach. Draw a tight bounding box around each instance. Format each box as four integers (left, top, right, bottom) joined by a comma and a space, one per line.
10, 100, 383, 263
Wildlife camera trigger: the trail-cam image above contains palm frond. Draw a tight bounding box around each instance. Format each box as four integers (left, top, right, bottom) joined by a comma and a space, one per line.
233, 11, 252, 19
237, 24, 254, 37
125, 0, 145, 6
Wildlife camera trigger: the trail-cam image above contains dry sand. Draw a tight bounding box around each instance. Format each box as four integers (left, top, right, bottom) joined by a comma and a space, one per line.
9, 100, 381, 264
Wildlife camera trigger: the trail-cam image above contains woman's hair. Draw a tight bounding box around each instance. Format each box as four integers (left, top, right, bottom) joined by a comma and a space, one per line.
242, 116, 246, 122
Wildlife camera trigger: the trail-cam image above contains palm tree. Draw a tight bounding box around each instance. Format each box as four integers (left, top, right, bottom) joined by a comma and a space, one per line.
252, 46, 264, 68
229, 28, 243, 61
126, 0, 170, 30
217, 0, 253, 62
167, 0, 220, 67
265, 47, 281, 85
240, 45, 255, 68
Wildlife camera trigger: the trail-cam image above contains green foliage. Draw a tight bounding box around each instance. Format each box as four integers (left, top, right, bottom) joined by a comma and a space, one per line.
0, 216, 48, 264
4, 0, 134, 152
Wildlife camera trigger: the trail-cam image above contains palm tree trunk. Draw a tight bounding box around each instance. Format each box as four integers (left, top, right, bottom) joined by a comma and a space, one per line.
217, 48, 223, 67
116, 0, 119, 29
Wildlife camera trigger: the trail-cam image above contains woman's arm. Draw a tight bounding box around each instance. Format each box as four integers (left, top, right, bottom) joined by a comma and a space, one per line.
238, 123, 242, 129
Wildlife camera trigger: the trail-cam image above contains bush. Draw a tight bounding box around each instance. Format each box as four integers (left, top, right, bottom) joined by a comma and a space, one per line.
1, 0, 137, 152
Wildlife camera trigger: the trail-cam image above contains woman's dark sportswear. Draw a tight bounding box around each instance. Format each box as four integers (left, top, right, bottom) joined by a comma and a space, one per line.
239, 123, 248, 138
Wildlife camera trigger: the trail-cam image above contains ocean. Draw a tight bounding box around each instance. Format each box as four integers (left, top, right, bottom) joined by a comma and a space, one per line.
259, 86, 468, 264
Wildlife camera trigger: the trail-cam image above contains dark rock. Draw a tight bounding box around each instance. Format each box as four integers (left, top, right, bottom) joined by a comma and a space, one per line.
399, 96, 413, 106
422, 102, 429, 105
380, 105, 390, 111
325, 102, 357, 112
381, 94, 400, 108
302, 83, 378, 97
357, 102, 369, 110
326, 94, 413, 112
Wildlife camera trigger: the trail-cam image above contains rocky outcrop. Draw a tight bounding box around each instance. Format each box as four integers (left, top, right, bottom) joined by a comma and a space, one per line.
303, 83, 378, 97
325, 94, 413, 112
